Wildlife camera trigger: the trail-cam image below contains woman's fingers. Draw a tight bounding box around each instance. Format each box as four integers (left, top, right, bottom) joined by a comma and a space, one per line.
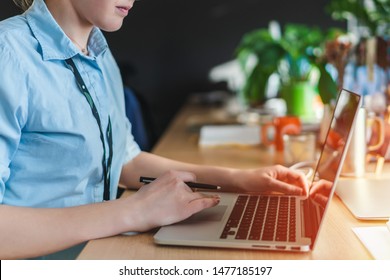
268, 165, 309, 196
185, 194, 220, 217
130, 170, 220, 231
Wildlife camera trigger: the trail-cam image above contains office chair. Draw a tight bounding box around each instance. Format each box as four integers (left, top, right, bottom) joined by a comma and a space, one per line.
123, 86, 151, 152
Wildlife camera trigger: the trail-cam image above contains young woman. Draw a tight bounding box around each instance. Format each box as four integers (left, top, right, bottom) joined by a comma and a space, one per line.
0, 0, 308, 259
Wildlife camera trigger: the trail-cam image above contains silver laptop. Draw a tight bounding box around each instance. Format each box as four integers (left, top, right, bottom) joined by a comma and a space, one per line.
154, 89, 362, 252
336, 177, 390, 220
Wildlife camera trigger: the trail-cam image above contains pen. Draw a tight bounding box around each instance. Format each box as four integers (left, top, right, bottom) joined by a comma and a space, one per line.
139, 176, 221, 190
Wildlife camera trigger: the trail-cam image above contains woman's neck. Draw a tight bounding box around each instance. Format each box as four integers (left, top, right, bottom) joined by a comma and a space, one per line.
45, 0, 93, 53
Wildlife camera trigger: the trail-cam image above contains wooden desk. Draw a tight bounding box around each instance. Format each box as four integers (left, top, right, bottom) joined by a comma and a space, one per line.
78, 103, 387, 260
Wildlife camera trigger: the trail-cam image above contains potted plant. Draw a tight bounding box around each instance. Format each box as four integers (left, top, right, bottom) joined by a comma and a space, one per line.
235, 22, 340, 118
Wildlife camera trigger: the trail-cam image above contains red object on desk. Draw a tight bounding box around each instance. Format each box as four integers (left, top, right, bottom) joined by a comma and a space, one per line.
261, 116, 301, 151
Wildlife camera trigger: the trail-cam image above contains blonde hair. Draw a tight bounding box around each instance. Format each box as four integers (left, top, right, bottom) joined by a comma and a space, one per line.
13, 0, 34, 11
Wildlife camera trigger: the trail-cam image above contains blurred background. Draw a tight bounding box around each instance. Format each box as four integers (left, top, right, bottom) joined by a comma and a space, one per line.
0, 0, 367, 148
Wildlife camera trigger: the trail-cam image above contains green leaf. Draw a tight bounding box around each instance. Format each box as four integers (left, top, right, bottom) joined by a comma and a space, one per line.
242, 64, 275, 105
317, 63, 338, 104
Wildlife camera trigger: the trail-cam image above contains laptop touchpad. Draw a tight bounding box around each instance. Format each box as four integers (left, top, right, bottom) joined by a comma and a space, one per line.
182, 205, 227, 224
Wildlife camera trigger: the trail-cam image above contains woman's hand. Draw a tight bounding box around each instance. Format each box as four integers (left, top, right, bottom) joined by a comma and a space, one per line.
124, 170, 220, 232
236, 165, 309, 196
309, 179, 333, 207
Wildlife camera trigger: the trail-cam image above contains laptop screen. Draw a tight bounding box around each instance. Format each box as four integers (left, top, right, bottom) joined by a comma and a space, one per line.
307, 89, 361, 249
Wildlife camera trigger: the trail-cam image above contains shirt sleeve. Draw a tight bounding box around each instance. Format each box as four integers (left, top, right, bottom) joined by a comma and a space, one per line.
122, 117, 142, 165
0, 44, 28, 203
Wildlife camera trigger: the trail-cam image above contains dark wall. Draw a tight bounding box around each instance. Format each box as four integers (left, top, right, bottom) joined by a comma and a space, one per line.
0, 0, 343, 146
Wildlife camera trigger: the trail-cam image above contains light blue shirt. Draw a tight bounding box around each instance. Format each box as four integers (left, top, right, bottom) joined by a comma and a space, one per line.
0, 0, 141, 208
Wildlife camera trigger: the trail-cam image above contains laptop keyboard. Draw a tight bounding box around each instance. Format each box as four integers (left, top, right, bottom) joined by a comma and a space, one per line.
220, 195, 296, 242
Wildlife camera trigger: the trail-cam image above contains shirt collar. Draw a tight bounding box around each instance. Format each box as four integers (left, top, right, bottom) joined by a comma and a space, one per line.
25, 0, 108, 61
